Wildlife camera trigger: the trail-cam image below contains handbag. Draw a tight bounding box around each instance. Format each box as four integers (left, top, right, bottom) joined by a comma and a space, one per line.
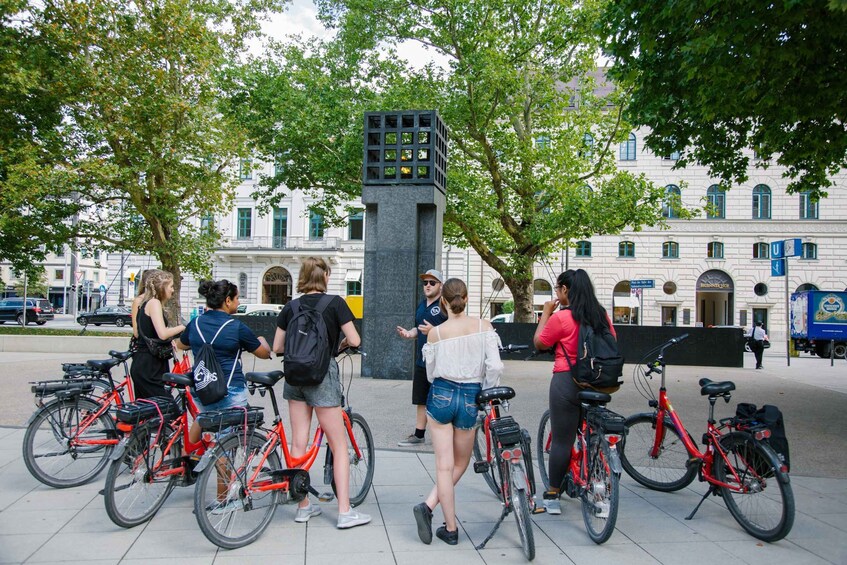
763, 338, 771, 349
137, 301, 174, 360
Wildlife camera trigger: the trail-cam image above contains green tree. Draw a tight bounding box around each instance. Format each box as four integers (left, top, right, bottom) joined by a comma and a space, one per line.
230, 0, 676, 321
602, 1, 847, 200
0, 0, 286, 317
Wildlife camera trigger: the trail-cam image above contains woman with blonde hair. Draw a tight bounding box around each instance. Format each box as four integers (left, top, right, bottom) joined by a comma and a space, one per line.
130, 269, 185, 399
413, 277, 504, 546
273, 257, 368, 529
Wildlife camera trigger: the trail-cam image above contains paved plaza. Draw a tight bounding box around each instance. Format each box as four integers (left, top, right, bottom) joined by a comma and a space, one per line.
0, 349, 846, 563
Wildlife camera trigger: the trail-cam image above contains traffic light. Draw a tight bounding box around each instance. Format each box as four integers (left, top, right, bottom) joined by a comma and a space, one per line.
70, 284, 76, 293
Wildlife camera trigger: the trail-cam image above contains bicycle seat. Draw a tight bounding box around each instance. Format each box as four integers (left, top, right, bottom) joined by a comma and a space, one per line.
246, 371, 285, 387
108, 350, 132, 361
163, 373, 193, 388
577, 390, 612, 405
698, 377, 735, 396
86, 358, 122, 372
476, 386, 516, 406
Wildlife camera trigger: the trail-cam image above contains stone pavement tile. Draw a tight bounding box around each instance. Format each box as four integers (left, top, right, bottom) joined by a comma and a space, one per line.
145, 505, 208, 531
717, 539, 834, 565
157, 485, 195, 508
372, 484, 433, 505
304, 521, 391, 555
60, 507, 127, 534
477, 546, 568, 564
0, 448, 21, 468
562, 542, 662, 565
6, 487, 98, 512
454, 499, 510, 523
640, 540, 742, 564
0, 427, 21, 441
384, 522, 471, 553
614, 514, 700, 543
394, 549, 485, 565
793, 476, 847, 495
304, 553, 397, 565
372, 457, 432, 486
461, 520, 558, 551
122, 526, 218, 560
123, 558, 212, 565
534, 518, 625, 548
209, 517, 306, 556
26, 530, 140, 563
791, 483, 847, 515
811, 511, 847, 533
0, 533, 51, 564
0, 508, 76, 535
787, 511, 846, 539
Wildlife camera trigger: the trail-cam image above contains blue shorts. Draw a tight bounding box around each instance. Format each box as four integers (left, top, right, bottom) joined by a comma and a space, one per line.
426, 378, 482, 430
194, 386, 249, 412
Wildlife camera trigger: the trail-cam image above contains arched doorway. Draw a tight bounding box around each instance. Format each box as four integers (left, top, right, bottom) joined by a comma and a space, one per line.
796, 283, 819, 292
612, 280, 639, 325
262, 267, 292, 305
696, 269, 734, 326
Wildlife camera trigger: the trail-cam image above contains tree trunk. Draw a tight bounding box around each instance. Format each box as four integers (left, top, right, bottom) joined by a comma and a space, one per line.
159, 256, 183, 326
506, 275, 535, 323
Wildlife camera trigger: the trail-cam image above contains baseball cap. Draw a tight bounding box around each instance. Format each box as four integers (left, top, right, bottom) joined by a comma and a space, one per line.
419, 269, 444, 284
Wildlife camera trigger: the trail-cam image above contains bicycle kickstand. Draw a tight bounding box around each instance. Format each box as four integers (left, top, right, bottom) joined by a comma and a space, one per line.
685, 486, 718, 520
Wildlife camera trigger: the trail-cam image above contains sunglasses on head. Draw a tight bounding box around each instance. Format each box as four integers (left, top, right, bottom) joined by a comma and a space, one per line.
423, 280, 439, 287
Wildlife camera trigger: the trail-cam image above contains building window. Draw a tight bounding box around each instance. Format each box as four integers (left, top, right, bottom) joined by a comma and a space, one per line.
55, 269, 64, 280
346, 281, 362, 296
707, 241, 724, 259
752, 184, 771, 219
348, 210, 364, 240
800, 191, 819, 219
237, 208, 252, 239
706, 184, 725, 219
309, 211, 324, 240
535, 135, 551, 149
754, 283, 769, 296
581, 133, 594, 158
239, 158, 252, 180
663, 150, 680, 161
662, 185, 681, 219
239, 273, 248, 297
662, 241, 679, 259
619, 133, 636, 161
801, 242, 817, 260
272, 208, 287, 248
753, 242, 769, 259
618, 241, 635, 258
201, 214, 214, 234
575, 240, 591, 257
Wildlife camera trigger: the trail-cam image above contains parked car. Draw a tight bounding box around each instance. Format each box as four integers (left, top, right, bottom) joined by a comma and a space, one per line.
244, 309, 280, 317
491, 311, 544, 324
77, 306, 132, 327
0, 297, 55, 325
236, 303, 284, 314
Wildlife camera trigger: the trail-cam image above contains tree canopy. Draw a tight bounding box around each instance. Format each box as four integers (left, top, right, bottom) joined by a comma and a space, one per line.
0, 0, 286, 313
229, 0, 676, 321
602, 1, 847, 200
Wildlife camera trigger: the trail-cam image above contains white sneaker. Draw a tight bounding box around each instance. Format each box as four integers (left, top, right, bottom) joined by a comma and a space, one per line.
294, 502, 322, 523
543, 498, 562, 515
337, 509, 371, 529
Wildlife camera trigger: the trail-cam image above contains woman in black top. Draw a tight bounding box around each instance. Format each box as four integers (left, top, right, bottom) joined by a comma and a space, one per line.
130, 270, 185, 399
274, 257, 369, 530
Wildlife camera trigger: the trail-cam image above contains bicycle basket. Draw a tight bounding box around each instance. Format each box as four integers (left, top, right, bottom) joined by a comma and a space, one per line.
115, 396, 180, 425
196, 406, 264, 431
31, 380, 95, 398
489, 415, 522, 446
586, 408, 626, 435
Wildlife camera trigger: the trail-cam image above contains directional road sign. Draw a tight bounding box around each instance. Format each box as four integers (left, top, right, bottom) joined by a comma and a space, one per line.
770, 240, 784, 259
771, 259, 785, 277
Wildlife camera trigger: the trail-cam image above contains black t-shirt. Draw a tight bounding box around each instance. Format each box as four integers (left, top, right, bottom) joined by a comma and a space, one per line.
277, 293, 355, 355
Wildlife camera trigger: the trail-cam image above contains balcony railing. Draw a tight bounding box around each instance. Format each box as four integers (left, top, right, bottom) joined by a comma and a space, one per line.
220, 235, 344, 250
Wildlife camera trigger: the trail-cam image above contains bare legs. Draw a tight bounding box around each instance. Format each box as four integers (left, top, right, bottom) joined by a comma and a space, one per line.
425, 417, 475, 532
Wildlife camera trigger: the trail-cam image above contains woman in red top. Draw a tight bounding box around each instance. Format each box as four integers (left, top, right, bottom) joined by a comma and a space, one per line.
533, 269, 616, 514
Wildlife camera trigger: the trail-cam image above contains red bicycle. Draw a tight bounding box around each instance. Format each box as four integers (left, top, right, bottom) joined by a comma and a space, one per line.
22, 350, 135, 488
102, 371, 207, 527
619, 334, 795, 542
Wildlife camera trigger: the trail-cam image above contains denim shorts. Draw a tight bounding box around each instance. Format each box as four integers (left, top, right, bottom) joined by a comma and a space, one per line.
194, 386, 249, 413
283, 359, 342, 407
426, 378, 482, 430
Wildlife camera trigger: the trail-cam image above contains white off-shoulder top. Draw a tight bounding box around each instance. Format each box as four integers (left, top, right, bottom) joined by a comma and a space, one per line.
422, 323, 504, 390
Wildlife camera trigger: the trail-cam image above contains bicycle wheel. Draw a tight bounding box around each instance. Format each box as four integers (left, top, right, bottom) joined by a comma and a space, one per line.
536, 410, 551, 491
104, 424, 179, 527
509, 463, 536, 561
194, 431, 281, 549
714, 432, 795, 542
22, 397, 116, 488
619, 413, 697, 492
331, 412, 375, 507
581, 434, 619, 544
472, 418, 501, 496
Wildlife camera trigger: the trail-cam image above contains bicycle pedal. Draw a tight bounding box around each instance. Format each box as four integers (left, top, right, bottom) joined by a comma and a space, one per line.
686, 457, 701, 470
473, 461, 490, 474
317, 491, 335, 503
532, 506, 546, 514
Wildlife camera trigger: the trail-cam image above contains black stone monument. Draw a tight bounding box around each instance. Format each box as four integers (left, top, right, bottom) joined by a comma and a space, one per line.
361, 110, 447, 379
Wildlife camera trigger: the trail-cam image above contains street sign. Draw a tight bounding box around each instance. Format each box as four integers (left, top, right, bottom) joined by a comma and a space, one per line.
630, 279, 655, 289
784, 238, 802, 257
771, 259, 785, 277
99, 284, 107, 294
770, 240, 784, 259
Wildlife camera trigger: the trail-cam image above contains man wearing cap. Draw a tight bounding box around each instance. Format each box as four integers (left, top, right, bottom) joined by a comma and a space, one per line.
395, 269, 448, 446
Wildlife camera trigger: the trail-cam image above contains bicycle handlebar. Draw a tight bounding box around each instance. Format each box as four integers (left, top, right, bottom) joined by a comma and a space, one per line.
500, 344, 529, 353
644, 334, 689, 375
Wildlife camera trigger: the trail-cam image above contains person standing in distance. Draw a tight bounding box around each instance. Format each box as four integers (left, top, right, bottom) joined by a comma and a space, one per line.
395, 269, 448, 447
748, 321, 768, 369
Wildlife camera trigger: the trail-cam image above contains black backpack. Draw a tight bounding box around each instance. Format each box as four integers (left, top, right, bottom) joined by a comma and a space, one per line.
192, 318, 238, 405
563, 322, 624, 391
284, 295, 333, 387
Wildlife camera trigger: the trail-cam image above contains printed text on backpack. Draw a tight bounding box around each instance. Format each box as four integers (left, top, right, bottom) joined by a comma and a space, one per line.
192, 318, 239, 405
